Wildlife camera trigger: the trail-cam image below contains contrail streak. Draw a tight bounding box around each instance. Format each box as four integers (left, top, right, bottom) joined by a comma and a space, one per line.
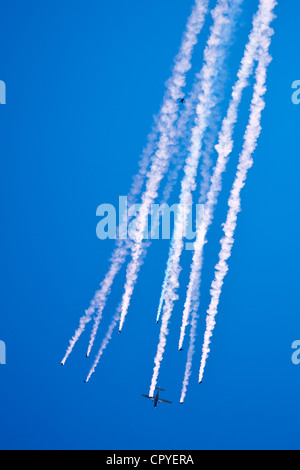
162, 72, 211, 204
85, 245, 127, 358
86, 311, 120, 383
86, 80, 206, 360
61, 128, 156, 365
157, 105, 222, 324
61, 0, 209, 365
61, 242, 128, 365
156, 234, 175, 324
198, 1, 276, 385
178, 0, 277, 361
118, 0, 210, 332
149, 0, 243, 397
86, 238, 151, 381
198, 109, 222, 205
84, 58, 215, 383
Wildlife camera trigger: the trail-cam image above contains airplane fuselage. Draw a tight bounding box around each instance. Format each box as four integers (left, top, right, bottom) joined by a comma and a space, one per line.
141, 387, 171, 408
153, 390, 159, 408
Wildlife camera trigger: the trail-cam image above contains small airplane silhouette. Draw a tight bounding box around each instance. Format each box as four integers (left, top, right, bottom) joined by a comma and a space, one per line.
142, 387, 172, 408
180, 98, 185, 104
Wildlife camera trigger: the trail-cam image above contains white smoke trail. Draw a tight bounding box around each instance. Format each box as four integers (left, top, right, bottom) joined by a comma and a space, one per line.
156, 234, 175, 324
128, 128, 159, 206
178, 0, 277, 361
162, 73, 207, 204
86, 80, 206, 360
149, 0, 243, 397
61, 244, 128, 365
86, 0, 210, 357
61, 0, 209, 365
86, 311, 121, 382
85, 40, 215, 381
61, 127, 157, 366
118, 0, 210, 332
199, 8, 276, 384
94, 77, 208, 340
85, 244, 127, 358
157, 105, 222, 324
198, 111, 222, 205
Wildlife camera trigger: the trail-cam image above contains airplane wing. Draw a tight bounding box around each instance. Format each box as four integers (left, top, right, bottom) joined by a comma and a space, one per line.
142, 394, 155, 400
158, 399, 172, 404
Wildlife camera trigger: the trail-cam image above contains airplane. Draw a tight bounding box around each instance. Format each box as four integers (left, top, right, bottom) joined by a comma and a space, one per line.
180, 98, 185, 103
142, 387, 172, 408
119, 330, 122, 334
179, 348, 183, 351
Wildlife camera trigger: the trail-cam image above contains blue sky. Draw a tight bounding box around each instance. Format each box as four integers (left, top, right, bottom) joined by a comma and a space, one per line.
0, 0, 300, 450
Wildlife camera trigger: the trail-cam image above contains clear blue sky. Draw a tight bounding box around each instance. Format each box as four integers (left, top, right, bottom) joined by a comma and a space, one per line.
0, 0, 300, 450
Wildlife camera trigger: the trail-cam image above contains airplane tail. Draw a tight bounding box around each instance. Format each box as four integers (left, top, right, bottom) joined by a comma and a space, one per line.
155, 387, 165, 392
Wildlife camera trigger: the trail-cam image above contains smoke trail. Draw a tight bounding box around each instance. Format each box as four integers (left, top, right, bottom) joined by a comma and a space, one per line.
93, 76, 208, 341
156, 234, 175, 324
178, 0, 277, 363
162, 72, 208, 204
85, 244, 127, 358
61, 0, 209, 365
86, 80, 206, 360
61, 128, 156, 365
157, 105, 222, 324
61, 244, 128, 365
87, 4, 210, 358
86, 311, 120, 383
88, 79, 204, 366
199, 8, 276, 384
118, 0, 210, 332
149, 0, 243, 397
87, 0, 210, 357
128, 128, 159, 206
198, 110, 222, 205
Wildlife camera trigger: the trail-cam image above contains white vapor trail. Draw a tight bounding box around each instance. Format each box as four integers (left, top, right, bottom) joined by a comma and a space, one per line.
85, 244, 127, 359
86, 311, 121, 383
61, 244, 128, 365
118, 0, 210, 333
162, 70, 211, 204
156, 234, 175, 324
157, 103, 222, 324
199, 4, 276, 384
86, 79, 206, 361
61, 127, 157, 365
178, 0, 277, 366
149, 0, 243, 397
86, 239, 152, 381
61, 0, 209, 365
